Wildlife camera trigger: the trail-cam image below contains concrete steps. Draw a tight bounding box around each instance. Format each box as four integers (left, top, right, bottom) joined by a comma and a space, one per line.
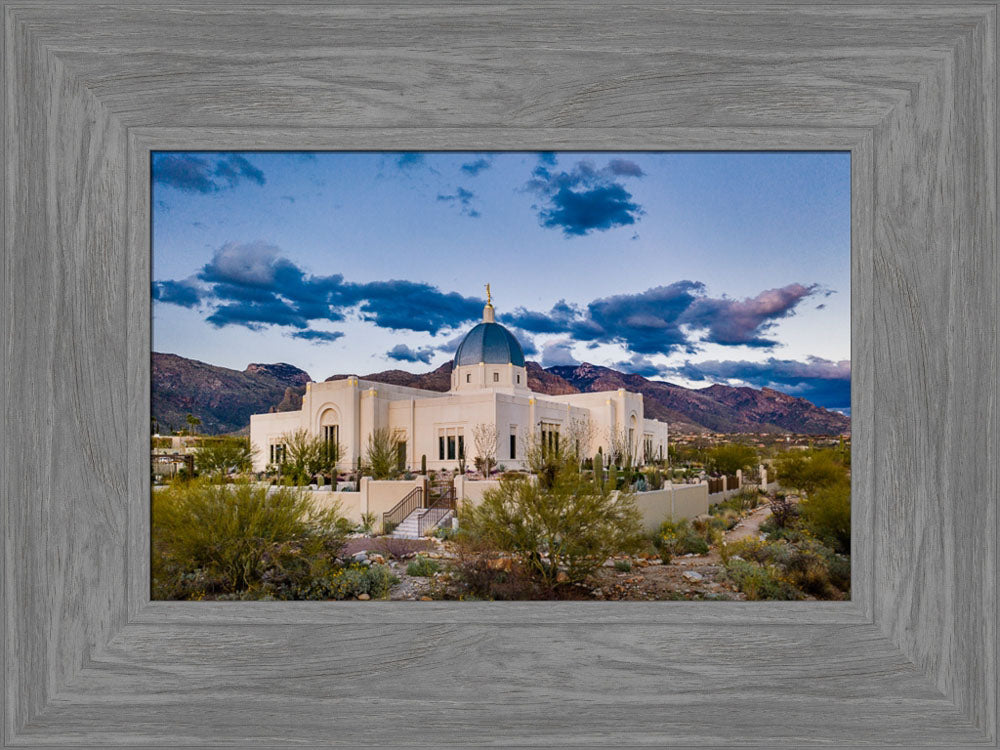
390, 508, 454, 539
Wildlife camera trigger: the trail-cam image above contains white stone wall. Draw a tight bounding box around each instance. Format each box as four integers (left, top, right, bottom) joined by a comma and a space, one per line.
249, 372, 670, 475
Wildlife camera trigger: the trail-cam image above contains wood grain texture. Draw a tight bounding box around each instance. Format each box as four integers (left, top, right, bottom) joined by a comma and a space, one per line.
2, 3, 997, 747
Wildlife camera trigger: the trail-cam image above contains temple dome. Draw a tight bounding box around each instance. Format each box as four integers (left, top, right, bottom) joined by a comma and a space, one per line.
453, 322, 526, 367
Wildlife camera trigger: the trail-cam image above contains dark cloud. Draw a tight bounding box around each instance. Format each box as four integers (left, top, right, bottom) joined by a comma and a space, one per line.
395, 152, 425, 169
152, 153, 266, 194
291, 330, 344, 344
683, 284, 818, 347
582, 282, 703, 354
607, 158, 645, 177
206, 299, 309, 330
152, 279, 203, 308
156, 242, 824, 365
460, 158, 492, 176
672, 357, 851, 409
437, 187, 481, 218
524, 159, 644, 237
501, 282, 819, 357
355, 280, 483, 335
500, 299, 580, 335
386, 344, 436, 364
156, 242, 485, 337
537, 152, 557, 167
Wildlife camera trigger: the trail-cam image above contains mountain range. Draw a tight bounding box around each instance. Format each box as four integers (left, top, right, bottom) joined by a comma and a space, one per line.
152, 352, 850, 436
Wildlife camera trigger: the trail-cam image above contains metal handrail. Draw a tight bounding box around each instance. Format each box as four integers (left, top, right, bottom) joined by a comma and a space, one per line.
417, 487, 456, 537
382, 486, 423, 534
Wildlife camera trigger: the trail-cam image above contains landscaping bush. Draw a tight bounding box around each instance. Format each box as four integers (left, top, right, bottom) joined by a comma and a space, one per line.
799, 480, 851, 554
406, 555, 440, 577
152, 478, 348, 600
723, 558, 801, 601
460, 442, 644, 589
450, 534, 544, 600
654, 519, 710, 563
194, 436, 256, 477
725, 535, 850, 600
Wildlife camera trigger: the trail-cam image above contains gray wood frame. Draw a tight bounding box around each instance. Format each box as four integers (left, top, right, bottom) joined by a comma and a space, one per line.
2, 2, 996, 746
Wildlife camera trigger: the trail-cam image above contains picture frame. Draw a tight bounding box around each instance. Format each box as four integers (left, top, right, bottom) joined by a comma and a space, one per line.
3, 2, 995, 746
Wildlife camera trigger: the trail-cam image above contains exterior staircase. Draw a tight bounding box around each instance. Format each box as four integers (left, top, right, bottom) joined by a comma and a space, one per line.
389, 508, 454, 539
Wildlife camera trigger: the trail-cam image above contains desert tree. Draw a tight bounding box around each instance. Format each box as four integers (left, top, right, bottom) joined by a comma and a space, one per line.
563, 416, 597, 464
472, 423, 499, 477
194, 436, 257, 478
607, 426, 637, 470
280, 428, 340, 482
364, 427, 406, 480
461, 439, 644, 589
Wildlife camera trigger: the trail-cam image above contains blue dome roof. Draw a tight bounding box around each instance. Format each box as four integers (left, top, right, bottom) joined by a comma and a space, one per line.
454, 322, 526, 367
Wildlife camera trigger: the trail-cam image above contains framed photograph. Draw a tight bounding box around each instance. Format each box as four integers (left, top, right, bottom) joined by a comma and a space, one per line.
3, 2, 995, 747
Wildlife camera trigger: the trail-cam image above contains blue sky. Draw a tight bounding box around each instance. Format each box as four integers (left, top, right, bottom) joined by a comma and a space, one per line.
152, 151, 851, 410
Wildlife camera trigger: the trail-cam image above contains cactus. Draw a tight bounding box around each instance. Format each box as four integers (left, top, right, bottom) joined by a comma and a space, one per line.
420, 454, 427, 475
593, 451, 604, 488
608, 464, 618, 491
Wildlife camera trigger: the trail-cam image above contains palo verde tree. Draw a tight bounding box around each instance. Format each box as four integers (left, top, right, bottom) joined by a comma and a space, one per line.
461, 438, 644, 589
194, 436, 257, 478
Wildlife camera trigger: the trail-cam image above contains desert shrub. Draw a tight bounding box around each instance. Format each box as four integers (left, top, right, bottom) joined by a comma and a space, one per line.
723, 558, 801, 601
706, 443, 758, 475
274, 563, 397, 600
434, 523, 458, 541
363, 536, 428, 560
407, 555, 440, 577
279, 428, 340, 480
654, 518, 710, 563
799, 480, 851, 553
364, 427, 405, 480
614, 559, 633, 572
768, 495, 799, 529
152, 478, 348, 599
460, 442, 644, 589
726, 536, 849, 599
450, 534, 544, 600
193, 436, 256, 477
773, 448, 849, 496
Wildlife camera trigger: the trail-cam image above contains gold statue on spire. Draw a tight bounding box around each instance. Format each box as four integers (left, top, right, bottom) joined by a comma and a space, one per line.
486, 283, 492, 306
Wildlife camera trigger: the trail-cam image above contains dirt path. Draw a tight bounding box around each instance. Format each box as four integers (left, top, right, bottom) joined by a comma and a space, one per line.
724, 503, 774, 543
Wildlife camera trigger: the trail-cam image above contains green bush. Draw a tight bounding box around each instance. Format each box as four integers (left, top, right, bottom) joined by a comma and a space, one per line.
773, 448, 849, 496
654, 518, 710, 563
614, 559, 633, 572
725, 535, 849, 599
706, 443, 758, 475
723, 558, 801, 601
194, 436, 256, 477
152, 478, 348, 599
799, 480, 851, 553
407, 555, 440, 577
461, 442, 644, 589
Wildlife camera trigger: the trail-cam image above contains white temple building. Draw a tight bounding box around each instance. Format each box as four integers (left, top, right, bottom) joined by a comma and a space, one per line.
249, 292, 669, 473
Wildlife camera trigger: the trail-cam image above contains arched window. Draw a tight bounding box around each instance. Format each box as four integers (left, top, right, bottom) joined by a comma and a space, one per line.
320, 409, 339, 462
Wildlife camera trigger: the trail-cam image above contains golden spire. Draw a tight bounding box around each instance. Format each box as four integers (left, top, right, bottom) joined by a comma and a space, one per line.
483, 283, 495, 323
